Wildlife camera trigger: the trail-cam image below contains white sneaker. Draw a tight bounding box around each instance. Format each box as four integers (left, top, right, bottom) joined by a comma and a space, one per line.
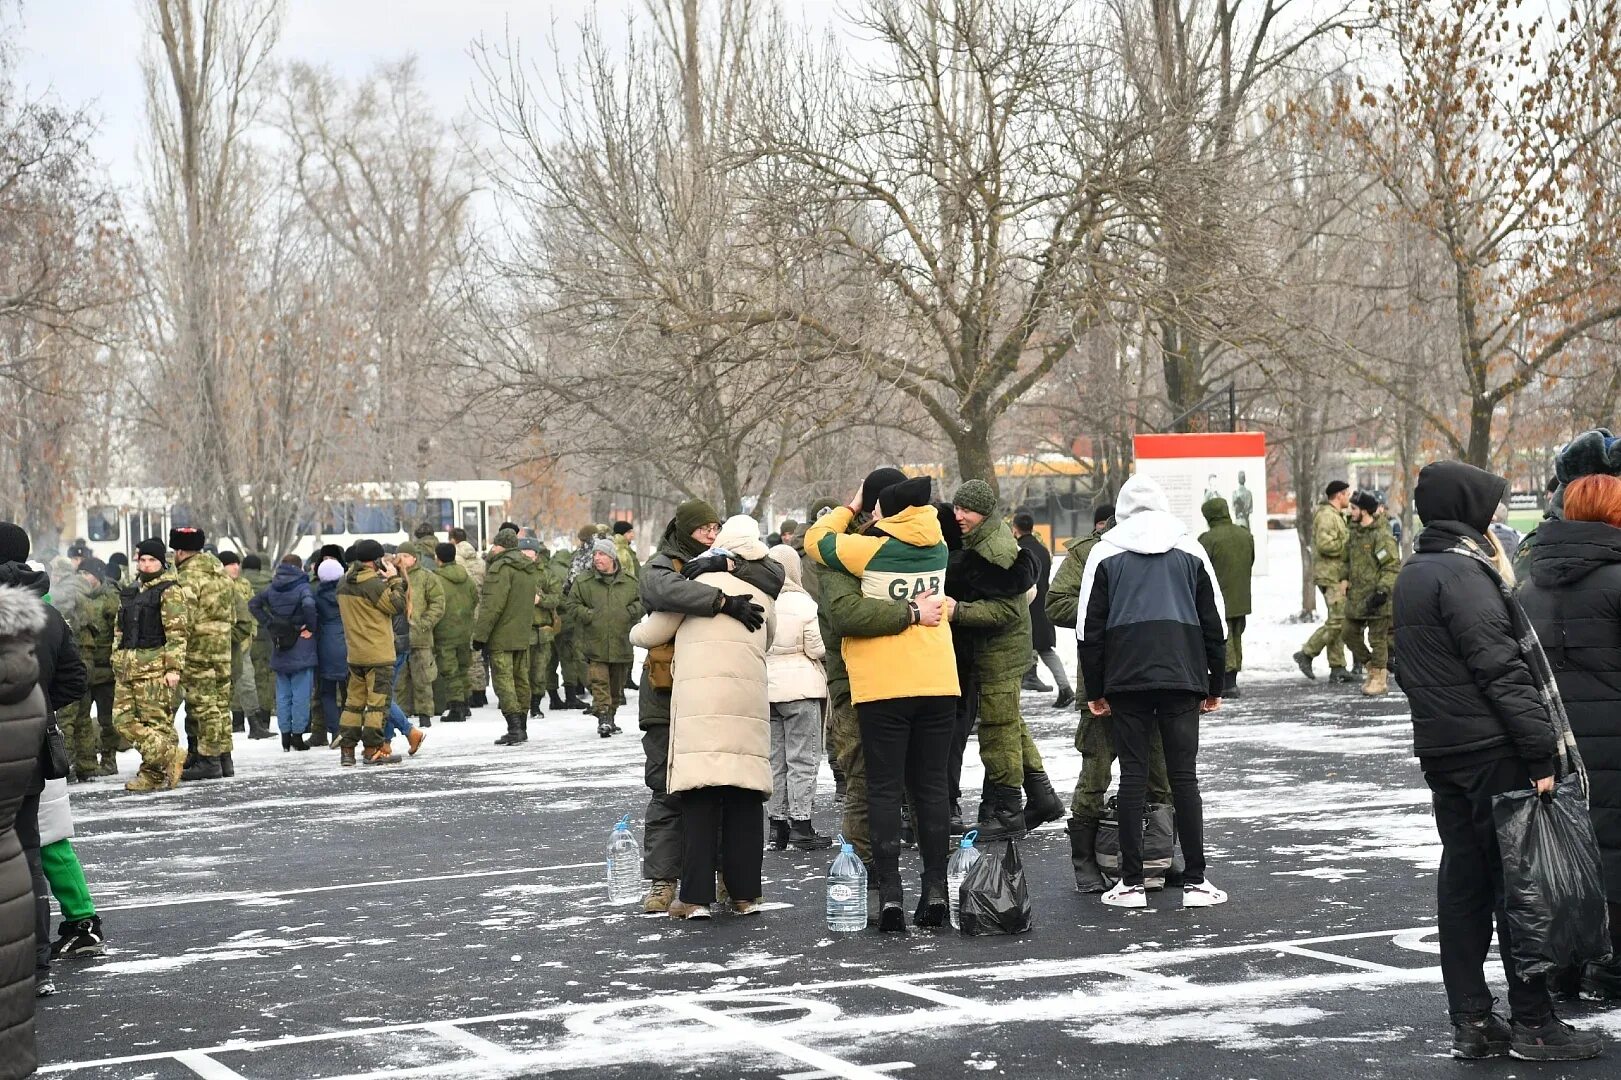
1183, 880, 1227, 908
1101, 881, 1147, 909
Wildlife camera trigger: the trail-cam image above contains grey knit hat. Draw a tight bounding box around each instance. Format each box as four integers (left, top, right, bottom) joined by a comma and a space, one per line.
592, 538, 620, 563
952, 479, 997, 517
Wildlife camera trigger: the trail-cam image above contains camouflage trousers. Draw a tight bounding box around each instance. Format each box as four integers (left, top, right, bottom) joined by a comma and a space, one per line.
400, 645, 438, 717
339, 663, 393, 749
529, 635, 554, 699
1226, 616, 1246, 673
114, 674, 180, 782
586, 661, 629, 720
251, 638, 275, 715
977, 683, 1043, 788
1342, 615, 1391, 669
489, 649, 531, 717
59, 683, 114, 775
1071, 711, 1172, 822
1302, 585, 1348, 670
827, 693, 870, 865
434, 639, 471, 712
181, 661, 234, 756
467, 648, 488, 698
231, 643, 258, 713
557, 627, 585, 688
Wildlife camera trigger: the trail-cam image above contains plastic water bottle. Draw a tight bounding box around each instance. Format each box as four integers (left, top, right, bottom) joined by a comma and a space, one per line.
606, 813, 642, 904
826, 837, 867, 932
947, 829, 982, 930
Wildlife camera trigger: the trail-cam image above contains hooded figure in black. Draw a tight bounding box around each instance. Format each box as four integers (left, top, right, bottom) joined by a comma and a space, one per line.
1391, 462, 1601, 1060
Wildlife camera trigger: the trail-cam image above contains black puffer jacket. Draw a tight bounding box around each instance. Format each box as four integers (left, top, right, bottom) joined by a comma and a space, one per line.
0, 561, 86, 715
1392, 462, 1556, 776
1519, 517, 1621, 897
0, 585, 49, 1080
1017, 533, 1056, 651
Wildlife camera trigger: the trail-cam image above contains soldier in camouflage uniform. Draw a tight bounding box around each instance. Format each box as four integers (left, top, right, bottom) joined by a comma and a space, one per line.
562, 539, 642, 737
114, 539, 189, 793
241, 554, 276, 726
170, 528, 238, 780
219, 552, 266, 739
393, 541, 445, 726
555, 525, 598, 709
1342, 492, 1401, 697
474, 529, 542, 746
1295, 481, 1355, 683
450, 528, 488, 707
59, 558, 119, 780
520, 538, 563, 718
432, 542, 477, 722
546, 545, 582, 709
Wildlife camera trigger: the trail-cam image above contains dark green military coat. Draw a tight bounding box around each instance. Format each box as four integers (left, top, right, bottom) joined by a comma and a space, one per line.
562, 565, 644, 664
472, 549, 540, 652
1198, 497, 1256, 618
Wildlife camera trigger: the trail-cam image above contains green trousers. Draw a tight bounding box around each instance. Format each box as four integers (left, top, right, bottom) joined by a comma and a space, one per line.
1226, 616, 1246, 673
827, 693, 869, 865
1302, 585, 1348, 670
489, 649, 531, 716
434, 639, 471, 712
41, 839, 96, 921
1343, 615, 1391, 669
976, 683, 1044, 787
1071, 711, 1173, 821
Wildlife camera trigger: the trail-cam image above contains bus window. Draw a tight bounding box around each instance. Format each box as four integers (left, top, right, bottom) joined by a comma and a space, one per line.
487, 504, 507, 542
297, 503, 344, 537
401, 499, 453, 531
87, 506, 120, 542
460, 505, 482, 548
351, 502, 401, 535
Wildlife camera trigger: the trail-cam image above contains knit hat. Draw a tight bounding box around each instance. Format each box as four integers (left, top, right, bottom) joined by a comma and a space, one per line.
135, 538, 166, 561
860, 467, 908, 514
108, 552, 128, 571
169, 526, 206, 552
592, 538, 620, 565
675, 499, 721, 538
413, 521, 438, 539
714, 515, 770, 560
779, 519, 800, 536
577, 524, 598, 543
242, 554, 262, 571
0, 522, 29, 565
768, 543, 803, 588
317, 559, 344, 583
952, 479, 997, 518
1325, 480, 1350, 498
492, 528, 520, 549
808, 497, 840, 521
878, 476, 932, 517
78, 556, 108, 581
1351, 491, 1381, 516
1555, 429, 1621, 486
351, 538, 385, 563
218, 551, 240, 567
612, 520, 634, 536
435, 541, 457, 565
395, 541, 422, 560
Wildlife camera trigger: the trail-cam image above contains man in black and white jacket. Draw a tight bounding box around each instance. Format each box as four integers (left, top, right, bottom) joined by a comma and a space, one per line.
1078, 475, 1227, 910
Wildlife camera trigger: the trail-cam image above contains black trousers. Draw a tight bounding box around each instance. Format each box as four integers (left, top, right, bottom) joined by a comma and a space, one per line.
641, 721, 683, 881
946, 670, 980, 807
18, 789, 48, 979
858, 695, 956, 896
678, 785, 764, 905
1425, 756, 1552, 1024
1111, 691, 1206, 887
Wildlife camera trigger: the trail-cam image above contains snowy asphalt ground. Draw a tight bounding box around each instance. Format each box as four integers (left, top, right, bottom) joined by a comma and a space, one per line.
31, 535, 1621, 1079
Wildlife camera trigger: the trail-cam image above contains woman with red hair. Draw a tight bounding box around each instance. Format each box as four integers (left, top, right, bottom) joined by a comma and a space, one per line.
1520, 473, 1621, 1002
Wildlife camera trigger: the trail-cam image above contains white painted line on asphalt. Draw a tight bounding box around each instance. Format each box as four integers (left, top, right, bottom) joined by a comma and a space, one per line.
95, 862, 601, 912
1273, 944, 1405, 973
781, 1063, 914, 1080
174, 1051, 251, 1080
872, 979, 984, 1009
661, 997, 894, 1080
424, 1022, 523, 1064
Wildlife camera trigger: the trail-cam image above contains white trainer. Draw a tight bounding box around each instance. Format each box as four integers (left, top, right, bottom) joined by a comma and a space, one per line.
1101, 881, 1147, 909
1183, 880, 1228, 908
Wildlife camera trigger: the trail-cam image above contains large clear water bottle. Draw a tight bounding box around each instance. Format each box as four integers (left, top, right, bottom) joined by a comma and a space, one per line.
947, 829, 982, 930
826, 837, 867, 933
606, 813, 642, 904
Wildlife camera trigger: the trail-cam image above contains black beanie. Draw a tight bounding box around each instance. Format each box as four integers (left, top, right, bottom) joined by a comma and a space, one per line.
242, 554, 262, 571
1325, 480, 1350, 498
1351, 491, 1381, 516
78, 556, 108, 581
860, 467, 908, 513
170, 526, 206, 552
218, 551, 241, 567
136, 538, 167, 561
878, 476, 932, 516
612, 520, 634, 536
435, 541, 457, 565
108, 552, 128, 570
351, 538, 385, 563
0, 522, 29, 564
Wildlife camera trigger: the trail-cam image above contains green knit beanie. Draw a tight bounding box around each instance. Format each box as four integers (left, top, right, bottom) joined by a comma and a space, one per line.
674, 499, 721, 538
492, 528, 520, 549
952, 479, 997, 517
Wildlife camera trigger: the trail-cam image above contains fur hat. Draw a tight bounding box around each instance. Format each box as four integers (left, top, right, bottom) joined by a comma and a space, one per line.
318, 543, 346, 565
0, 522, 29, 565
242, 554, 262, 571
492, 528, 520, 550
136, 538, 167, 561
170, 527, 206, 552
1555, 429, 1621, 486
217, 551, 240, 567
878, 476, 932, 517
778, 519, 800, 536
413, 521, 439, 539
808, 497, 840, 521
952, 479, 997, 518
518, 537, 542, 553
577, 524, 598, 543
351, 539, 385, 563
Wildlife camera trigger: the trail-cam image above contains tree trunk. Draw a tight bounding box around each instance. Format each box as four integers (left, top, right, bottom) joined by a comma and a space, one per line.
952, 423, 997, 499
1464, 394, 1494, 469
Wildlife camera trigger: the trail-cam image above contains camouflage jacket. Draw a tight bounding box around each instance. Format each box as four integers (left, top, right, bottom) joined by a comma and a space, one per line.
229, 577, 258, 649
455, 540, 486, 587
77, 581, 120, 686
1346, 516, 1401, 613
405, 563, 446, 649
175, 552, 236, 671
531, 550, 565, 641
1311, 501, 1350, 588
113, 571, 189, 680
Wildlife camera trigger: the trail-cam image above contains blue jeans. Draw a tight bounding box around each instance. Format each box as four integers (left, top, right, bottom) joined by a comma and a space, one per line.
383, 654, 413, 740
274, 668, 314, 734
318, 677, 343, 735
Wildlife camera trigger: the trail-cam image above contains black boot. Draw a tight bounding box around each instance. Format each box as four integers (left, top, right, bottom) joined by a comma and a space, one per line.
248, 711, 274, 740
1053, 686, 1075, 709
468, 689, 488, 708
417, 713, 433, 729
281, 732, 292, 752
494, 714, 523, 746
231, 710, 246, 733
562, 686, 589, 710
1066, 818, 1109, 893
624, 672, 639, 691
975, 784, 1027, 841
877, 874, 906, 934
530, 696, 543, 719
516, 715, 529, 743
309, 727, 329, 747
769, 818, 789, 851
788, 820, 833, 851
184, 737, 199, 770
1021, 666, 1052, 692
548, 688, 566, 711
181, 754, 223, 781
948, 800, 966, 835
290, 733, 308, 751
220, 751, 234, 777
1224, 671, 1242, 699
1023, 770, 1065, 830
912, 876, 948, 929
1582, 957, 1621, 1001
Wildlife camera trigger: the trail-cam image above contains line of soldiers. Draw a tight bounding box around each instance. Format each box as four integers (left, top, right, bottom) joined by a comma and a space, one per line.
1293, 481, 1402, 696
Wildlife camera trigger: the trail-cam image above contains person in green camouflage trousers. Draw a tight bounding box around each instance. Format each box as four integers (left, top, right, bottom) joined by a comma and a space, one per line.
1342, 492, 1401, 697
432, 542, 477, 721
1045, 502, 1173, 893
450, 529, 489, 706
59, 558, 119, 779
335, 540, 408, 765
520, 539, 563, 718
1198, 497, 1256, 697
242, 554, 275, 721
219, 552, 265, 739
948, 480, 1064, 841
474, 529, 542, 745
563, 539, 643, 737
114, 539, 189, 793
543, 545, 578, 709
394, 541, 445, 724
169, 529, 237, 780
556, 526, 597, 706
1295, 481, 1354, 682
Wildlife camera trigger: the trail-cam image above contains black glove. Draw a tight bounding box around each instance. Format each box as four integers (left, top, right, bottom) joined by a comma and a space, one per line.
682, 553, 730, 579
471, 641, 486, 653
1361, 589, 1389, 618
719, 594, 765, 632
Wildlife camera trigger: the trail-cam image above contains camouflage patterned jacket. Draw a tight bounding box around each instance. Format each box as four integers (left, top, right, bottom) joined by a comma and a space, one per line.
229, 577, 258, 649
175, 552, 236, 674
1346, 516, 1401, 616
455, 540, 486, 587
404, 561, 446, 649
531, 550, 565, 643
113, 571, 189, 680
77, 581, 120, 687
1311, 501, 1351, 588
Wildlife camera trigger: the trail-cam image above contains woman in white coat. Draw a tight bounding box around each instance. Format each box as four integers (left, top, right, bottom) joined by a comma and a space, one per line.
764, 545, 830, 852
629, 515, 779, 920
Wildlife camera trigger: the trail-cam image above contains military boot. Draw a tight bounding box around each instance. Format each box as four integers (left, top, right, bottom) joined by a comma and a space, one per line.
494, 714, 524, 746
1066, 818, 1109, 893
1021, 666, 1052, 692
183, 737, 199, 770
250, 710, 275, 739
1362, 666, 1389, 696
231, 710, 246, 733
165, 748, 185, 789
339, 744, 357, 767
548, 688, 566, 711
1224, 671, 1243, 699
529, 696, 543, 719
308, 727, 329, 747
181, 755, 223, 782
219, 752, 234, 777
642, 880, 676, 913
468, 689, 488, 708
515, 716, 529, 743
416, 713, 433, 729
975, 784, 1028, 842
96, 752, 118, 776
124, 768, 168, 794
1022, 770, 1065, 830
563, 685, 589, 710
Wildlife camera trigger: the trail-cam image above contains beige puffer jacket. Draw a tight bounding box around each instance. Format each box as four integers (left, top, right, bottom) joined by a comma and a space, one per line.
765, 545, 826, 704
630, 564, 776, 796
456, 541, 486, 587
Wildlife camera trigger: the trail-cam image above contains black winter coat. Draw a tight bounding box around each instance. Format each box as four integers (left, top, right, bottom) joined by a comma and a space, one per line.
1018, 533, 1056, 651
0, 561, 87, 717
0, 584, 49, 1080
1518, 518, 1621, 898
1392, 522, 1556, 777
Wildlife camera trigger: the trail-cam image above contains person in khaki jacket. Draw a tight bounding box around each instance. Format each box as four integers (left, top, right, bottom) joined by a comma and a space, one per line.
393, 541, 445, 727
334, 540, 408, 766
1295, 480, 1356, 683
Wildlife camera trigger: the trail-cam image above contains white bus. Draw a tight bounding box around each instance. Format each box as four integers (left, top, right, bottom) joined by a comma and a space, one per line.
69, 480, 512, 561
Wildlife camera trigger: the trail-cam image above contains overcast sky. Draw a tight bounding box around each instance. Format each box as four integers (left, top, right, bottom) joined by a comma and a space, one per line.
9, 0, 848, 195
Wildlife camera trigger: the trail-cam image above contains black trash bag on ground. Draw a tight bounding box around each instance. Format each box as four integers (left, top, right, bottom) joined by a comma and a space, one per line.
1095, 795, 1176, 885
958, 839, 1033, 936
1492, 775, 1613, 980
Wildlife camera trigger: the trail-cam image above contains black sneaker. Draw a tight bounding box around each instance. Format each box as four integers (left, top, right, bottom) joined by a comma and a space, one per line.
1330, 668, 1358, 684
1451, 1013, 1512, 1059
1292, 651, 1316, 680
1053, 686, 1075, 709
1510, 1016, 1604, 1061
50, 916, 105, 959
1582, 957, 1621, 1002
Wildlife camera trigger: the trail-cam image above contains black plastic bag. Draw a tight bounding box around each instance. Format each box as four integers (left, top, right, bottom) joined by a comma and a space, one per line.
1492, 775, 1613, 980
1095, 796, 1176, 884
958, 840, 1033, 936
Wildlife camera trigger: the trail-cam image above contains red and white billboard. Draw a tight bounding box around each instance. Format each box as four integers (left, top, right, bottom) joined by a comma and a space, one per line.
1132, 432, 1268, 574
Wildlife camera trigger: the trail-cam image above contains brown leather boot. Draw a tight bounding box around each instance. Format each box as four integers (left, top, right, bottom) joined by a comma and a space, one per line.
1363, 666, 1389, 696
